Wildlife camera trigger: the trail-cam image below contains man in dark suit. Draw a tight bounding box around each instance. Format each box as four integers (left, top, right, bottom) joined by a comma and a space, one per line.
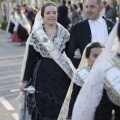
66, 0, 115, 119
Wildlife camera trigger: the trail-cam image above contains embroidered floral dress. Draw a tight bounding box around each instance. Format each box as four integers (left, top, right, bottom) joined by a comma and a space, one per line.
20, 23, 71, 120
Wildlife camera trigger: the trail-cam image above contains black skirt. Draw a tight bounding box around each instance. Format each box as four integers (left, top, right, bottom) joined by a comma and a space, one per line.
17, 24, 29, 41
27, 58, 71, 120
8, 22, 15, 34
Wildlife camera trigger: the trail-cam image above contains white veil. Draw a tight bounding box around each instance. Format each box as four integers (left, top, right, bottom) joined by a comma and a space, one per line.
32, 10, 43, 30
72, 43, 91, 86
72, 21, 119, 120
18, 10, 44, 120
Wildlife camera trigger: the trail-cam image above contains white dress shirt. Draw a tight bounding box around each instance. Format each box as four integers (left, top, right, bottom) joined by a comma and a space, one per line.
88, 17, 108, 44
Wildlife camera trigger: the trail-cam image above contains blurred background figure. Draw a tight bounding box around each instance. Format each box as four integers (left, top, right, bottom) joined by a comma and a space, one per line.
57, 0, 71, 30
6, 9, 17, 39
26, 6, 34, 26
106, 0, 118, 23
31, 7, 39, 27
8, 10, 19, 41
77, 3, 83, 19
68, 0, 73, 13
3, 3, 7, 21
71, 4, 81, 24
21, 4, 28, 16
100, 0, 107, 17
17, 9, 31, 45
67, 0, 73, 21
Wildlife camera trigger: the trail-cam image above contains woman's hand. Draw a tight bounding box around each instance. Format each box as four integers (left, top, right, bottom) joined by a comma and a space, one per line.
20, 82, 29, 92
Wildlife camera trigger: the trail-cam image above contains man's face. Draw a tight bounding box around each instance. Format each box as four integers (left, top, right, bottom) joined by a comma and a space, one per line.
86, 0, 103, 20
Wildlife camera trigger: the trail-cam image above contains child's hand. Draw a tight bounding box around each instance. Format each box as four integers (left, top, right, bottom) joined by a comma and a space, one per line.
74, 49, 81, 59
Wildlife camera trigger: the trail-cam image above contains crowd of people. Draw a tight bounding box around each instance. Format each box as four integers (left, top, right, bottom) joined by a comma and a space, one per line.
6, 0, 119, 45
6, 0, 120, 120
6, 4, 38, 45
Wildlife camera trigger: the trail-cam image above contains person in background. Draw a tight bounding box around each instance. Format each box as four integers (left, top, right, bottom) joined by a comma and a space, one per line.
71, 4, 81, 24
106, 0, 118, 23
11, 7, 21, 42
57, 0, 71, 30
17, 10, 31, 45
77, 2, 83, 19
7, 11, 17, 37
68, 0, 73, 12
21, 4, 28, 16
26, 6, 35, 26
31, 8, 39, 27
100, 0, 107, 17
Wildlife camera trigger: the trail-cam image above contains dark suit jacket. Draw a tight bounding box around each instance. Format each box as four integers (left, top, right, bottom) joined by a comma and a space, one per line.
66, 18, 115, 119
67, 18, 114, 68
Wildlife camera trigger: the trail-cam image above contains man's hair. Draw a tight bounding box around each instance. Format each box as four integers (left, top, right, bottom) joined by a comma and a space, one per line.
86, 0, 102, 6
96, 0, 102, 5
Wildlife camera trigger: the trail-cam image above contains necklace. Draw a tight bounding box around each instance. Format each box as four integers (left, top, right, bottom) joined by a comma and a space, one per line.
44, 25, 57, 40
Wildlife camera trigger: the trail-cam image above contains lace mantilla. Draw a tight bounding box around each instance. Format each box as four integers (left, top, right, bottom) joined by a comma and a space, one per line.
28, 23, 70, 58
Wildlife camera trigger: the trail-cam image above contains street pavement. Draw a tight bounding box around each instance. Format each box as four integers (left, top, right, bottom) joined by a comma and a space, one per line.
0, 30, 25, 120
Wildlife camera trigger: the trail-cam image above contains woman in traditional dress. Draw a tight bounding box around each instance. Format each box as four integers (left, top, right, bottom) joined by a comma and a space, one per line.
11, 8, 21, 42
72, 21, 120, 120
19, 2, 72, 120
6, 10, 19, 41
17, 9, 31, 45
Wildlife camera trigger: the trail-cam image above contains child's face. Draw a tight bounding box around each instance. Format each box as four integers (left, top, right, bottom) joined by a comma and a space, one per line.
87, 47, 103, 67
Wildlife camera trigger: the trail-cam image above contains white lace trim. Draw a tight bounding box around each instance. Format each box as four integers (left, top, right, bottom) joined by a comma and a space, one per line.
28, 23, 70, 58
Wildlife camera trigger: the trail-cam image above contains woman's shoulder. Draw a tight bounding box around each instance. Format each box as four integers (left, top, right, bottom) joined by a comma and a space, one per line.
57, 22, 70, 36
